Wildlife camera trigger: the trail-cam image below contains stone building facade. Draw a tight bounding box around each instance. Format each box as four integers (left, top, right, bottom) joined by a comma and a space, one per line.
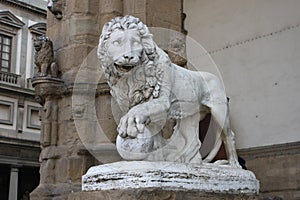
0, 0, 47, 199
26, 0, 299, 199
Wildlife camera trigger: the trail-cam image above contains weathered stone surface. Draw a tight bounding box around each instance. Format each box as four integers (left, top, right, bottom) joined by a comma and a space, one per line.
57, 45, 95, 75
39, 159, 55, 184
99, 0, 123, 14
67, 0, 99, 15
68, 156, 85, 182
123, 0, 146, 22
55, 157, 68, 183
146, 0, 182, 31
83, 161, 259, 194
58, 120, 78, 145
47, 19, 70, 49
31, 183, 81, 200
69, 189, 258, 200
69, 17, 99, 40
239, 142, 300, 200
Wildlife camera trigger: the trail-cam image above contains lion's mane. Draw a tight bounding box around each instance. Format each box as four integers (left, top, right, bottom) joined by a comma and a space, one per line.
97, 15, 171, 110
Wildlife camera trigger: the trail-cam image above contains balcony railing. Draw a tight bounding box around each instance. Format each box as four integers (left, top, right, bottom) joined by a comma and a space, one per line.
0, 71, 21, 86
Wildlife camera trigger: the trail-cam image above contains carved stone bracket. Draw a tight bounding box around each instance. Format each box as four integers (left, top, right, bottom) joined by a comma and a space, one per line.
32, 77, 64, 147
47, 0, 63, 20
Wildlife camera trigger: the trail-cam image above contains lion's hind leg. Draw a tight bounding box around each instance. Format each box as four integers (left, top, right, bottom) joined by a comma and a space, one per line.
50, 62, 58, 77
41, 63, 48, 77
209, 103, 241, 168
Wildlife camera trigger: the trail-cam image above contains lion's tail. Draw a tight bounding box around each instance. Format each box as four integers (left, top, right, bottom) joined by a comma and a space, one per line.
202, 132, 223, 163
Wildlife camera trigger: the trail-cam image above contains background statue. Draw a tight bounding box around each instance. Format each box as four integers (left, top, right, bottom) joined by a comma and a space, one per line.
33, 35, 58, 78
97, 15, 241, 168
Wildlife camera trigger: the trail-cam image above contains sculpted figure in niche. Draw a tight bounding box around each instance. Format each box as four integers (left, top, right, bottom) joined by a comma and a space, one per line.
98, 15, 241, 168
47, 0, 63, 20
40, 99, 58, 147
34, 35, 58, 78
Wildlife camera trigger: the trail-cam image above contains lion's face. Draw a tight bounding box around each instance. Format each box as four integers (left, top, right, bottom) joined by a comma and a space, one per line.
34, 36, 47, 52
106, 29, 144, 74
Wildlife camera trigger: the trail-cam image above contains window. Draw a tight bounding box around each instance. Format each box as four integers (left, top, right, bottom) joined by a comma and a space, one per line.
0, 34, 12, 72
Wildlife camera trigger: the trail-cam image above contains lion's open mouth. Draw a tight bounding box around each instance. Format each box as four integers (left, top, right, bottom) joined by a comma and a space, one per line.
114, 63, 135, 73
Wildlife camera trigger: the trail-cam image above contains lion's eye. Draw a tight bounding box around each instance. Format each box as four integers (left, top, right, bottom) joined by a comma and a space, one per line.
133, 41, 140, 46
113, 41, 120, 46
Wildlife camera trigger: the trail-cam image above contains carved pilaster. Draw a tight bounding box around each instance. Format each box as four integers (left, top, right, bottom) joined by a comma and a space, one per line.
30, 35, 66, 199
32, 77, 64, 147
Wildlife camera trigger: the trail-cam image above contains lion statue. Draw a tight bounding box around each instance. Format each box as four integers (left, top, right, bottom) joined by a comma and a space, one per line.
34, 35, 58, 78
97, 15, 241, 168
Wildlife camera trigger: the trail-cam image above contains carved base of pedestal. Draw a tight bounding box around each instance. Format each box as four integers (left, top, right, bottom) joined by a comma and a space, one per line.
82, 161, 259, 196
30, 183, 81, 200
69, 189, 258, 200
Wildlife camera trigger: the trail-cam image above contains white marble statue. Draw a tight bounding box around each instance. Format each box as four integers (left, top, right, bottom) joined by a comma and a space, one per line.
97, 15, 241, 168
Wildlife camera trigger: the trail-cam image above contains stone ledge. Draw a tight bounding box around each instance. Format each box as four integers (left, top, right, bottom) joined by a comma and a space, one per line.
69, 189, 259, 200
82, 161, 259, 195
238, 141, 300, 159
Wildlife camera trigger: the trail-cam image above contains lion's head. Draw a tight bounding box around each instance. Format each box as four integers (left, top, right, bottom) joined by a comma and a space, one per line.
97, 15, 169, 109
97, 16, 158, 80
34, 35, 52, 52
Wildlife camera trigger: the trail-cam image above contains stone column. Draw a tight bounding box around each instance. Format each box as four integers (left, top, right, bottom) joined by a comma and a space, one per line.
8, 167, 18, 200
30, 0, 185, 199
31, 1, 102, 199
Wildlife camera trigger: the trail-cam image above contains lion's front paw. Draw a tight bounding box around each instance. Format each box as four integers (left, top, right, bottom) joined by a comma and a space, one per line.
117, 113, 148, 138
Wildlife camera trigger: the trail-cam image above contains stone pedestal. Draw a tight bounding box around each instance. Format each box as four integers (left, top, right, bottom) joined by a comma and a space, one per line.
69, 190, 258, 200
77, 161, 259, 200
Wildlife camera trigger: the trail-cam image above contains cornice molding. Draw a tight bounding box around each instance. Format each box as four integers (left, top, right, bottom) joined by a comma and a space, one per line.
0, 83, 36, 98
0, 10, 25, 29
238, 141, 300, 160
0, 0, 47, 18
29, 22, 46, 35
